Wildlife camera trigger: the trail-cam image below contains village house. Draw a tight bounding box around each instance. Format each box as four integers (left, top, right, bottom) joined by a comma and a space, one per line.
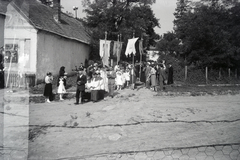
0, 1, 8, 50
2, 0, 91, 86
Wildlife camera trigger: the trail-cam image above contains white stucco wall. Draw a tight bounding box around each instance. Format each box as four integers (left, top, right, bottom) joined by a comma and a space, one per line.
36, 31, 90, 80
0, 14, 5, 48
4, 4, 37, 74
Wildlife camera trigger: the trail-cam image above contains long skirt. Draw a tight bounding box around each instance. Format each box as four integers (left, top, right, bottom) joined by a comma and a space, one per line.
44, 83, 53, 100
91, 90, 99, 102
0, 72, 4, 88
130, 75, 136, 84
140, 71, 146, 83
98, 90, 105, 100
151, 74, 157, 87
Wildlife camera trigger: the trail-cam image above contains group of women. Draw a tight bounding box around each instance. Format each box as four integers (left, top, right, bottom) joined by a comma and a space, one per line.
43, 66, 67, 103
142, 60, 174, 92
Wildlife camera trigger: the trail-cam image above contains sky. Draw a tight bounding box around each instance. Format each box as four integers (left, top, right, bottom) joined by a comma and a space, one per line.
61, 0, 177, 36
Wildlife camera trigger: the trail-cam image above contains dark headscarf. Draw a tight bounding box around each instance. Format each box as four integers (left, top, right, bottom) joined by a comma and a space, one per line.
59, 66, 65, 77
58, 66, 66, 86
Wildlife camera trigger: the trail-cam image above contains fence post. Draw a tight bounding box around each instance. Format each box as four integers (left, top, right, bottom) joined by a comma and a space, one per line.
219, 68, 221, 79
228, 68, 231, 78
206, 66, 208, 84
185, 66, 187, 81
235, 69, 237, 79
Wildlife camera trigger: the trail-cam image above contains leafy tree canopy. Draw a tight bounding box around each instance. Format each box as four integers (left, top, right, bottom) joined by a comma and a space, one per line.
173, 0, 240, 69
82, 0, 159, 60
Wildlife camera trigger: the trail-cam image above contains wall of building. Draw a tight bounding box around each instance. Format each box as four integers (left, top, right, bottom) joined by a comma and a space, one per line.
4, 4, 37, 74
36, 31, 90, 81
0, 14, 5, 48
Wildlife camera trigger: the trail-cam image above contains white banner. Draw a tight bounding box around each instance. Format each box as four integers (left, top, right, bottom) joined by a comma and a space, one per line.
99, 39, 111, 58
100, 39, 111, 66
124, 37, 138, 56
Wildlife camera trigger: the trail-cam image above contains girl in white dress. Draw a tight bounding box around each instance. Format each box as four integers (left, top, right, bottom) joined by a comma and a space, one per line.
58, 77, 66, 100
115, 69, 123, 90
124, 68, 130, 88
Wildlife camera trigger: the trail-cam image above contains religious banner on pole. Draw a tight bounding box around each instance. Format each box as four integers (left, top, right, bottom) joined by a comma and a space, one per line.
116, 42, 123, 64
124, 37, 138, 56
113, 41, 118, 56
139, 39, 144, 55
99, 39, 111, 58
99, 39, 111, 66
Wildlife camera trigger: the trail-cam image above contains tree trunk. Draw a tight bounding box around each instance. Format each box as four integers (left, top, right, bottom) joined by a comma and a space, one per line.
206, 67, 208, 84
228, 68, 231, 78
185, 66, 187, 81
219, 68, 221, 79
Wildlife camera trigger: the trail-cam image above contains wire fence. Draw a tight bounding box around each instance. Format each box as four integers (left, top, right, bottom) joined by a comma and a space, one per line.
173, 66, 240, 85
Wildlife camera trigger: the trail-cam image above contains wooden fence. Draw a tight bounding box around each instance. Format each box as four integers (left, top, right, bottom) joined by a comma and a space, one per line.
183, 66, 239, 84
4, 72, 36, 88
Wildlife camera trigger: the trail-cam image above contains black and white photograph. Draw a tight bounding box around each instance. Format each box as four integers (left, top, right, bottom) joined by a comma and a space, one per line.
0, 0, 240, 159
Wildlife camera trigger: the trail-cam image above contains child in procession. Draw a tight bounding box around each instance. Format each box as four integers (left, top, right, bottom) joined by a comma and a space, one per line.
58, 77, 66, 100
115, 69, 123, 90
124, 68, 130, 88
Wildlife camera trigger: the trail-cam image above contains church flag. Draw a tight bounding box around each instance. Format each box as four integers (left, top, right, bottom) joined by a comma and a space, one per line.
124, 37, 139, 56
100, 39, 111, 66
116, 42, 123, 64
139, 39, 144, 55
113, 41, 118, 56
99, 39, 111, 58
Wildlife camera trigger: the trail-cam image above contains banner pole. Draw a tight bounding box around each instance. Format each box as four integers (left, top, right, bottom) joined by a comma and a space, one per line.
139, 34, 143, 82
116, 34, 119, 65
132, 31, 135, 85
104, 31, 107, 66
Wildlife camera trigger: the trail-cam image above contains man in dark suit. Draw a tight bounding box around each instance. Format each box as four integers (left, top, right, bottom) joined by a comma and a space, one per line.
75, 69, 87, 105
167, 63, 174, 85
159, 64, 167, 91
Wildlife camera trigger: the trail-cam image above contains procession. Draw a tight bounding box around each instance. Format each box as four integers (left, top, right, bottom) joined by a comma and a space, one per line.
43, 59, 174, 104
1, 0, 240, 160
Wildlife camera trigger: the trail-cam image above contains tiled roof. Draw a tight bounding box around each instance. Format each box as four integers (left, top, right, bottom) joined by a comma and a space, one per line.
10, 0, 90, 44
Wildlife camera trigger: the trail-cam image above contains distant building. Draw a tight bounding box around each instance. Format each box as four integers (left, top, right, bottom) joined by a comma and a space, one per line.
3, 0, 91, 85
146, 45, 159, 62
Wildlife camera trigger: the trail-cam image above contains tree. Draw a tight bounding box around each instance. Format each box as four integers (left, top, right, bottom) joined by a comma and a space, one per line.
156, 31, 180, 56
82, 0, 159, 61
173, 0, 240, 69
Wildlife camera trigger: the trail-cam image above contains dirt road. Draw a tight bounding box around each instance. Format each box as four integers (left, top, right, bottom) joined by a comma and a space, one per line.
1, 88, 240, 159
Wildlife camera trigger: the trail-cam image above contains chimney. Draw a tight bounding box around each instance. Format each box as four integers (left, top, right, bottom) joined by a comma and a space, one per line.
53, 0, 61, 23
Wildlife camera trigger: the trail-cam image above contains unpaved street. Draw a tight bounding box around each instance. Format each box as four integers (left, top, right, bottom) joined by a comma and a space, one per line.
1, 88, 240, 160
28, 88, 240, 159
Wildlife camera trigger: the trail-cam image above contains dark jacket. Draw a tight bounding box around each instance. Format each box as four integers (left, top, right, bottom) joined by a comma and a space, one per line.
76, 74, 87, 91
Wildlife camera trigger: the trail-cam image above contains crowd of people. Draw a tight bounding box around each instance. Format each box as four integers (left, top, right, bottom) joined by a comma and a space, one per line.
43, 60, 174, 104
